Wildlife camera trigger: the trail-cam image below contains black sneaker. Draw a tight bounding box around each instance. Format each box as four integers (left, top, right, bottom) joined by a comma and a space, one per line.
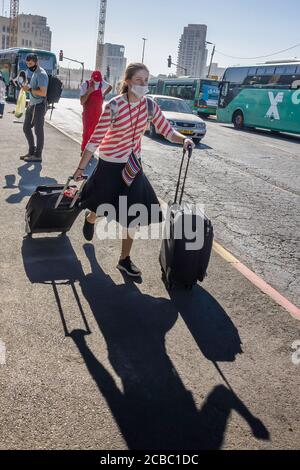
20, 147, 36, 160
23, 154, 42, 162
117, 257, 142, 277
20, 152, 34, 161
83, 212, 95, 241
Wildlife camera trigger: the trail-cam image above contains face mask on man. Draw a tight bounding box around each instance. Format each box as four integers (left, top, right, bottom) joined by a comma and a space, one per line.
130, 84, 149, 99
28, 64, 37, 73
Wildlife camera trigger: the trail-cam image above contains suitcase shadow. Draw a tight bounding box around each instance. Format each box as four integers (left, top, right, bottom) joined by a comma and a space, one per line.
168, 287, 243, 363
4, 164, 58, 204
21, 238, 269, 449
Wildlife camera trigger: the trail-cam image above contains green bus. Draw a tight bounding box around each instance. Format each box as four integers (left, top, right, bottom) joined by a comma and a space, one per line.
148, 77, 220, 116
217, 61, 300, 134
0, 47, 58, 101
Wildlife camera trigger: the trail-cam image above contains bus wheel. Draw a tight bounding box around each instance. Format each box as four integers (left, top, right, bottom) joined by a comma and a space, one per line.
233, 111, 244, 130
193, 138, 202, 146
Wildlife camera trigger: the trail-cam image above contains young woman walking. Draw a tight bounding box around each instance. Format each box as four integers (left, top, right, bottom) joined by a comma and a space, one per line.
74, 63, 194, 278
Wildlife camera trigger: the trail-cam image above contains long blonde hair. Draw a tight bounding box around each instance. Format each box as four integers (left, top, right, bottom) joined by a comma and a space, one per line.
119, 62, 149, 94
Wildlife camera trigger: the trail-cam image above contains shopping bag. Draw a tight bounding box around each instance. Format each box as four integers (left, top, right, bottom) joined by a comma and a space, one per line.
15, 89, 27, 119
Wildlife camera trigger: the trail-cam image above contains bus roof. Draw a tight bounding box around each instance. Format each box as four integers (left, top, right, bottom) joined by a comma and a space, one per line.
0, 47, 56, 56
226, 61, 300, 69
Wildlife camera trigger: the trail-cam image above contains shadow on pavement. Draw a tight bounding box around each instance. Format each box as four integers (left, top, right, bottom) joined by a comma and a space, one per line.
21, 238, 270, 450
169, 287, 243, 363
4, 163, 57, 204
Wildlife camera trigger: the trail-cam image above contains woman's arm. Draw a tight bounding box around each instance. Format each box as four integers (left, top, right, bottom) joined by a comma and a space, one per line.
103, 84, 113, 98
80, 82, 94, 106
151, 102, 195, 149
74, 104, 112, 181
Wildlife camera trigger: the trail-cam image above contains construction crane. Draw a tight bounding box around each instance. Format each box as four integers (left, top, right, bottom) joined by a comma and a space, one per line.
95, 0, 107, 70
9, 0, 19, 48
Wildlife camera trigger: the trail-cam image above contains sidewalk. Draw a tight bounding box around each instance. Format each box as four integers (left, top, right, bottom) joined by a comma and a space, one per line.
0, 104, 299, 450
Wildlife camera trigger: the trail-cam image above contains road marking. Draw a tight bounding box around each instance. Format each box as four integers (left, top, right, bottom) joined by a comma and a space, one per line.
214, 241, 300, 321
46, 120, 82, 145
49, 121, 300, 322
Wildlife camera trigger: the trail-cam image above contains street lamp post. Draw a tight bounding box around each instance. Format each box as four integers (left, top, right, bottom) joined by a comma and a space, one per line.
142, 38, 147, 64
206, 41, 216, 78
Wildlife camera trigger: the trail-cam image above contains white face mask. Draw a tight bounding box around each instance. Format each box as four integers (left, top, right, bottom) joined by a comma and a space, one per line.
131, 84, 149, 99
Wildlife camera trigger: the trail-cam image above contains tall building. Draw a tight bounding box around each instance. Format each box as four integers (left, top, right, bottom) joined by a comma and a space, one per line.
0, 14, 52, 51
96, 43, 127, 92
177, 24, 208, 77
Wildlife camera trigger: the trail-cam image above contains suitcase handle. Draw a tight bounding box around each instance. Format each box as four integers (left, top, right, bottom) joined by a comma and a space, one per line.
174, 145, 193, 206
54, 175, 88, 210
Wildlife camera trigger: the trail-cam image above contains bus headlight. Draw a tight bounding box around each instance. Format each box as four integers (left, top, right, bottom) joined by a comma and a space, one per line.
168, 120, 176, 126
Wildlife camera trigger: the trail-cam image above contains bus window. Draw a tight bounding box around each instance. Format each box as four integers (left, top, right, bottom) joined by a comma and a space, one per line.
284, 65, 297, 75
275, 66, 286, 75
178, 85, 194, 100
223, 67, 248, 84
248, 67, 257, 76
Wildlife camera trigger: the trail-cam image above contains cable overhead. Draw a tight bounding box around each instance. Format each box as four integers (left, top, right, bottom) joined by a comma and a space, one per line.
215, 42, 300, 61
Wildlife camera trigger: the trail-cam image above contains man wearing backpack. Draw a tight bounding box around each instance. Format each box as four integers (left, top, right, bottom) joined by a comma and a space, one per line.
20, 54, 49, 162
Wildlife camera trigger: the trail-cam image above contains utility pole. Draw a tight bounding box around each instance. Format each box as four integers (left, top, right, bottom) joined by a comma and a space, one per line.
142, 38, 147, 64
59, 51, 85, 84
206, 41, 216, 78
95, 0, 107, 70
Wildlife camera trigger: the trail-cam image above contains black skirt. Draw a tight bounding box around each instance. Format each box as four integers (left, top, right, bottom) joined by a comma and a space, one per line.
79, 159, 164, 227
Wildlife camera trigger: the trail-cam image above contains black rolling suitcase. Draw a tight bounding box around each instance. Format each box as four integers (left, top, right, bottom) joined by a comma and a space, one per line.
159, 147, 214, 290
25, 176, 87, 236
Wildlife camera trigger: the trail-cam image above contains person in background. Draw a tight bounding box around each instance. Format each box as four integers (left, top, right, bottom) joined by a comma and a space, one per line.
13, 70, 27, 89
0, 72, 6, 119
80, 70, 112, 155
20, 54, 49, 162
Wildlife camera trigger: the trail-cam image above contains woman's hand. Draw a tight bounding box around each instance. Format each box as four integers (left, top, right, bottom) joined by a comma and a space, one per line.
73, 167, 85, 182
183, 138, 195, 151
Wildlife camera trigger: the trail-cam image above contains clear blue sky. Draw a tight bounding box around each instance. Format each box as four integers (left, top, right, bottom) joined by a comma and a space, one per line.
6, 0, 300, 74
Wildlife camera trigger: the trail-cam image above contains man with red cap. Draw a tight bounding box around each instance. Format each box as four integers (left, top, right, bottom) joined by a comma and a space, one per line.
80, 70, 112, 154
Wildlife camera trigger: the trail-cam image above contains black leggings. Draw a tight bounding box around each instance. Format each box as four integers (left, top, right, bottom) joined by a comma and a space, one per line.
23, 102, 46, 157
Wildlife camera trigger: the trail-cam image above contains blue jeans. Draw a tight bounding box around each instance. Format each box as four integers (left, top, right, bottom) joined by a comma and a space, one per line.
0, 103, 4, 116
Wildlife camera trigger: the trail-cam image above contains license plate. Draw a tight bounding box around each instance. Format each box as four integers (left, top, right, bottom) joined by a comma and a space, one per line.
180, 130, 194, 135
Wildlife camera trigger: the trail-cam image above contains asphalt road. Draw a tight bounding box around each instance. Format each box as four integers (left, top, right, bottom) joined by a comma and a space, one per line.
49, 99, 300, 307
0, 104, 299, 450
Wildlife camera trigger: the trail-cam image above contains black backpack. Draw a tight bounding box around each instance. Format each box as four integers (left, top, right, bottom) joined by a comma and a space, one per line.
47, 75, 63, 119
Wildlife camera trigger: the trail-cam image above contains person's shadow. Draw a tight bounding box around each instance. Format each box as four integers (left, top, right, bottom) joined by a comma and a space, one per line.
21, 239, 270, 450
4, 163, 58, 204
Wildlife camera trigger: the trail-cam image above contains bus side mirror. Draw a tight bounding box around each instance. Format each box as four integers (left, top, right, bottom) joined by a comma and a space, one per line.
291, 80, 300, 90
221, 82, 229, 97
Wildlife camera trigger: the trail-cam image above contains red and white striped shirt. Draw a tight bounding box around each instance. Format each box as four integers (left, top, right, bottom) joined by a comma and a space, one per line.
86, 95, 175, 163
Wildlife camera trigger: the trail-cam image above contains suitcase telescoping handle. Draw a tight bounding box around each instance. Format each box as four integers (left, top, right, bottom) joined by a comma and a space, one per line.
54, 175, 88, 210
174, 145, 193, 206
